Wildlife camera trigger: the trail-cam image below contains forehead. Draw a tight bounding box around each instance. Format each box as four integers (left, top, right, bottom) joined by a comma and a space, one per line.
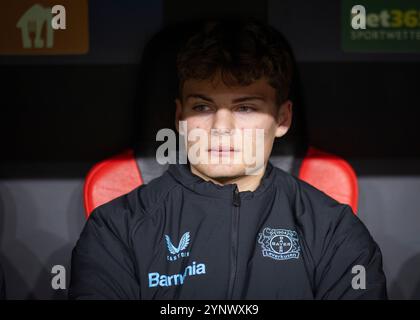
181, 76, 277, 103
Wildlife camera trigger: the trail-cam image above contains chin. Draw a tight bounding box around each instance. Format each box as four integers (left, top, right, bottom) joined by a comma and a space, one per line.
193, 163, 247, 180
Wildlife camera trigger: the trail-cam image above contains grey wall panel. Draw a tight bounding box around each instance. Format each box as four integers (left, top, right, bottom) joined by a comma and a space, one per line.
357, 175, 420, 299
0, 180, 85, 299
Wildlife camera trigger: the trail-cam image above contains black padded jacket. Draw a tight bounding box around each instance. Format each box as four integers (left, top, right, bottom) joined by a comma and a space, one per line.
69, 161, 387, 299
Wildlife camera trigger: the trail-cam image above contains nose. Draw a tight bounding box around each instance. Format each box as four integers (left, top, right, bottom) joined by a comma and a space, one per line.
212, 108, 234, 135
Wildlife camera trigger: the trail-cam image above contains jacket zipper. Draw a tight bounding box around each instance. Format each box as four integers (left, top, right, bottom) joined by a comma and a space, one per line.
227, 184, 241, 299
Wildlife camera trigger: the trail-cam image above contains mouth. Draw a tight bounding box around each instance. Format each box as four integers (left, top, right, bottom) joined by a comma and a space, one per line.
208, 146, 240, 156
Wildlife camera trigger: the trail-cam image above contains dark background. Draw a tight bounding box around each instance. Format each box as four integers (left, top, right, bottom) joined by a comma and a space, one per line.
0, 0, 419, 299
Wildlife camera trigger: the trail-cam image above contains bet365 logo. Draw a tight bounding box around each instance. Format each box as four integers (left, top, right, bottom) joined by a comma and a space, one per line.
350, 4, 420, 30
343, 0, 420, 52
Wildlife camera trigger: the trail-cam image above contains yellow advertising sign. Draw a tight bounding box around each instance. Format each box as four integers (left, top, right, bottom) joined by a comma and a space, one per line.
0, 0, 89, 55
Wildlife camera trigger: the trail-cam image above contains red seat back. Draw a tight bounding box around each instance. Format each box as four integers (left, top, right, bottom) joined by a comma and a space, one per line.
83, 149, 143, 217
298, 147, 358, 213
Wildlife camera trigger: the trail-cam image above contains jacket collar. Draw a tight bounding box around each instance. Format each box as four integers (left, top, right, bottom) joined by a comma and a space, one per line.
167, 160, 276, 201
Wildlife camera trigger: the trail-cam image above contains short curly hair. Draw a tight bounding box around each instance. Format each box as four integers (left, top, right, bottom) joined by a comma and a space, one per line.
176, 19, 294, 106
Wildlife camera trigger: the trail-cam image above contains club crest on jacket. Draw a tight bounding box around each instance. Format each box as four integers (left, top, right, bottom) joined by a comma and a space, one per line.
258, 228, 300, 261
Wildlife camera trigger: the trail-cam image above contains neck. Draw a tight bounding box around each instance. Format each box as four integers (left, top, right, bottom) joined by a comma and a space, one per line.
189, 164, 267, 192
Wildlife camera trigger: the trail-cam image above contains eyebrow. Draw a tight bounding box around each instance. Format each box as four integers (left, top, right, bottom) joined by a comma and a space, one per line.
185, 94, 266, 103
185, 94, 214, 102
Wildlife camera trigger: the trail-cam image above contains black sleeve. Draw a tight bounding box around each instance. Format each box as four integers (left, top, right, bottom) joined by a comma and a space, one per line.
314, 205, 387, 300
69, 197, 143, 300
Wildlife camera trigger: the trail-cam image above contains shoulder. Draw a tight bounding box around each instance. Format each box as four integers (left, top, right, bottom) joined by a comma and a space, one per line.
272, 166, 356, 223
86, 169, 179, 237
272, 166, 346, 214
271, 167, 376, 261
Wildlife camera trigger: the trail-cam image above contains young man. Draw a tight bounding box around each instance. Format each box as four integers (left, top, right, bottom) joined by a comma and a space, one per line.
69, 20, 387, 299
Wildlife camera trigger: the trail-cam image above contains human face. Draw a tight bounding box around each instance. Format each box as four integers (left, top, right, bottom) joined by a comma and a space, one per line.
175, 72, 292, 185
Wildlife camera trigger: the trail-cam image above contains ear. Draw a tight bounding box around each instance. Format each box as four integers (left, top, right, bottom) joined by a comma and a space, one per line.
274, 100, 293, 138
175, 98, 182, 133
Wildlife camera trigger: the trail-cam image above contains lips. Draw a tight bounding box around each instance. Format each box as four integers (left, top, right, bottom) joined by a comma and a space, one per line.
208, 146, 238, 152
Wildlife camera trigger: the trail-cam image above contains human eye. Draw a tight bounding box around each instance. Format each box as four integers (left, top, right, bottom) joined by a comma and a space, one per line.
192, 104, 212, 113
235, 105, 256, 113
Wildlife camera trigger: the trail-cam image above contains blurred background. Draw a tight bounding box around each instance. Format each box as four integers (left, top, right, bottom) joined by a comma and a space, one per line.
0, 0, 419, 299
